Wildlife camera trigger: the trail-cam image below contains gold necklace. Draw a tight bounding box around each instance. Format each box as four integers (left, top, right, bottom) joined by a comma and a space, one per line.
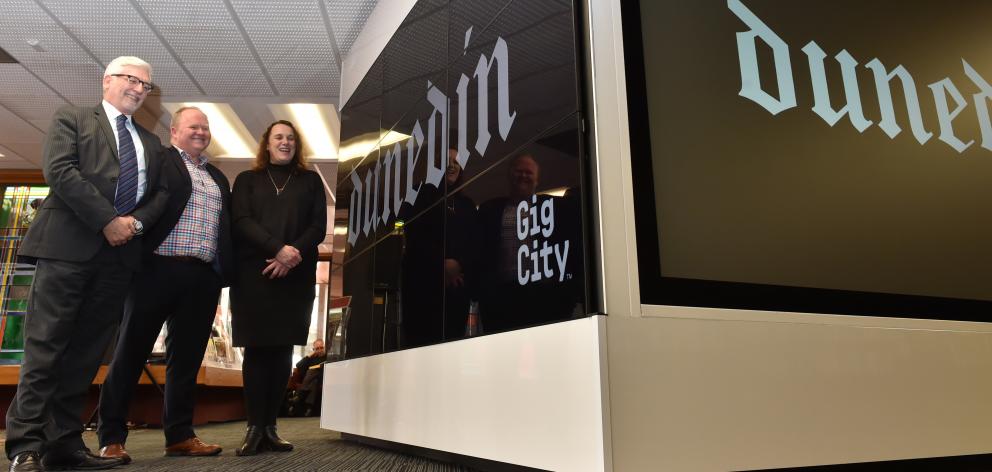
266, 168, 293, 195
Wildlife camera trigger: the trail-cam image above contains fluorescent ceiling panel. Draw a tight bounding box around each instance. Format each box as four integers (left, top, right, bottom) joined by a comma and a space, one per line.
338, 130, 410, 162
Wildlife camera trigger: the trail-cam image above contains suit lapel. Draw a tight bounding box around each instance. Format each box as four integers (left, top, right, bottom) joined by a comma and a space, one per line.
94, 105, 120, 161
170, 147, 193, 189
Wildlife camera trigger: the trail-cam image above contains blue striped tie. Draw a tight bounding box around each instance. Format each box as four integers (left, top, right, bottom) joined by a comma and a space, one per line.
113, 114, 139, 215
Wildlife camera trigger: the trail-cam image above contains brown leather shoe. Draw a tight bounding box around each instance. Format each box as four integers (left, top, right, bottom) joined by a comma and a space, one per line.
164, 437, 222, 457
98, 443, 132, 465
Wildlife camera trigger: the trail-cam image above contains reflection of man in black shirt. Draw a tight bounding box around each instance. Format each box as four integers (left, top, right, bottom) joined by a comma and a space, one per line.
475, 154, 573, 334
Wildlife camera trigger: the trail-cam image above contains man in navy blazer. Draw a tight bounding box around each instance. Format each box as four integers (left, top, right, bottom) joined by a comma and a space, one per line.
6, 56, 167, 472
96, 106, 234, 463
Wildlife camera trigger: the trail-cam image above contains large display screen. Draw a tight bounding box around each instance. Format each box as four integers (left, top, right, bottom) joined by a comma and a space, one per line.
623, 0, 992, 319
331, 0, 591, 359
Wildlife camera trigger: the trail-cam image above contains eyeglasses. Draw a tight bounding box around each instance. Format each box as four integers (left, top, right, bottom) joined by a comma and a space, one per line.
109, 74, 155, 93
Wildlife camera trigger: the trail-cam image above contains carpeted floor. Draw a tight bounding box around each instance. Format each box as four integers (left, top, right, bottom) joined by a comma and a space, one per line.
1, 417, 478, 471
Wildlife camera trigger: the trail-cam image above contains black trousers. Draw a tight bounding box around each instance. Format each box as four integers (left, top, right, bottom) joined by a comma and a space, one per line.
97, 255, 221, 447
5, 247, 132, 458
242, 345, 293, 427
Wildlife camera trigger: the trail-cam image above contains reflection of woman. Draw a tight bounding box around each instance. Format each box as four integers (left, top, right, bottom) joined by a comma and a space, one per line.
442, 151, 476, 339
230, 120, 327, 455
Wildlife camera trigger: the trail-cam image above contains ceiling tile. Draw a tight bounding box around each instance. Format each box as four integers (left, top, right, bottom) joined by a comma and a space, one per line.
0, 142, 43, 167
0, 0, 104, 105
41, 0, 203, 96
0, 64, 67, 123
0, 103, 45, 143
135, 0, 273, 96
326, 0, 377, 57
229, 0, 340, 97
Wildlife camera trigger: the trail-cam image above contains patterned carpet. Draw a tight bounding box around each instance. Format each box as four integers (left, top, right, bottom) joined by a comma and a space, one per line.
2, 417, 478, 471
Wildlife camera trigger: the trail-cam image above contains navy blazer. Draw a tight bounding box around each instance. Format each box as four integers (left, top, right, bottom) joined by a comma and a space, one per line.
146, 146, 236, 287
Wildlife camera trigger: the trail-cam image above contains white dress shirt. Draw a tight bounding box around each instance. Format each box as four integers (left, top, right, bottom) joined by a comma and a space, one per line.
102, 100, 147, 203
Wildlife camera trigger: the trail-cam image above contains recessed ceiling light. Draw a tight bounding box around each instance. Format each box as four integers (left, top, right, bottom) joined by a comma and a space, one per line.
539, 187, 570, 197
338, 130, 411, 162
283, 104, 337, 159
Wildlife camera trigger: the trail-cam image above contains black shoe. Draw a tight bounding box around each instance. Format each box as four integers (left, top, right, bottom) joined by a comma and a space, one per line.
8, 452, 42, 472
263, 426, 293, 452
41, 449, 124, 470
235, 426, 265, 456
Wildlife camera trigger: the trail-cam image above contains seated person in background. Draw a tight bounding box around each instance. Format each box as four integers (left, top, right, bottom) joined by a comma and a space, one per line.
287, 339, 325, 417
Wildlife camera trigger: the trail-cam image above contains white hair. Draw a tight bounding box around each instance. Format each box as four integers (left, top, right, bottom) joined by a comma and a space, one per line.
104, 56, 152, 78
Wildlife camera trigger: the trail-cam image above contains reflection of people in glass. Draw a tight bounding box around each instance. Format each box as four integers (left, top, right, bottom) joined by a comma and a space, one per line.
475, 154, 573, 333
230, 120, 327, 456
398, 157, 446, 349
442, 150, 477, 340
396, 149, 479, 348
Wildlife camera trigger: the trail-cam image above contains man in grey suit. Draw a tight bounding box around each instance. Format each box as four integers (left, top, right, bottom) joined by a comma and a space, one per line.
6, 56, 167, 472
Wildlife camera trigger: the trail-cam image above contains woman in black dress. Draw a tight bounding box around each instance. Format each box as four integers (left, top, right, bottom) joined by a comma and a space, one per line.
230, 120, 326, 455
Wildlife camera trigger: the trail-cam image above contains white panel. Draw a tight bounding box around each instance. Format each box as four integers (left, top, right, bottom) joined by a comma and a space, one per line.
581, 0, 639, 318
607, 313, 992, 471
135, 0, 272, 96
42, 0, 202, 96
230, 0, 340, 97
325, 0, 377, 56
322, 316, 609, 472
339, 0, 416, 107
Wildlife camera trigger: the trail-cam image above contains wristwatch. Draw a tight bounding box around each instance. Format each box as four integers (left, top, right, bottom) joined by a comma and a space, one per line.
132, 219, 144, 235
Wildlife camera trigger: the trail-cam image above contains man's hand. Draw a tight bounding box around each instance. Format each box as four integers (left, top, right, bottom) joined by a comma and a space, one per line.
262, 258, 291, 279
275, 245, 302, 268
102, 216, 135, 246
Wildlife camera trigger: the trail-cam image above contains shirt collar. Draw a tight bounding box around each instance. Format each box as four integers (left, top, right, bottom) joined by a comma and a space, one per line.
174, 146, 209, 167
101, 100, 131, 124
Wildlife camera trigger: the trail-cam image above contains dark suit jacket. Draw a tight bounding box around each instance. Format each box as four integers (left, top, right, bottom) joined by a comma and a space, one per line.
147, 146, 236, 286
19, 104, 166, 270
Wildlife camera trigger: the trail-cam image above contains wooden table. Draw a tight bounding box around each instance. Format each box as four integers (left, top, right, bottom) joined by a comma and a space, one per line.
0, 364, 246, 427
